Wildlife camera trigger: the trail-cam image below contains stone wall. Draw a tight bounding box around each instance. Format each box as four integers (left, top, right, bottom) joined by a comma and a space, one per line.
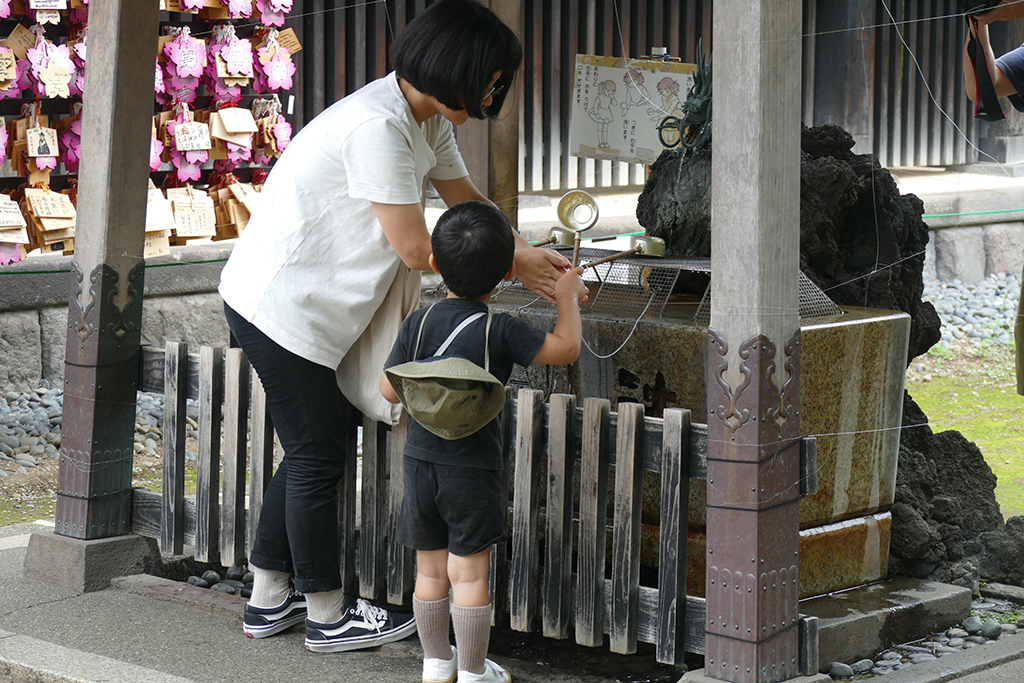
925, 222, 1024, 284
0, 245, 231, 393
917, 181, 1024, 283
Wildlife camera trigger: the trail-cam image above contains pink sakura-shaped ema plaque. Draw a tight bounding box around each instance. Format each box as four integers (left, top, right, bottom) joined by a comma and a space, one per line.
174, 159, 202, 183
150, 136, 165, 172
39, 63, 72, 99
263, 51, 295, 91
154, 60, 166, 95
33, 153, 57, 171
72, 36, 86, 66
0, 59, 23, 100
0, 126, 8, 164
224, 0, 252, 19
180, 0, 204, 11
0, 0, 12, 20
164, 33, 206, 80
220, 37, 254, 77
60, 127, 81, 173
255, 0, 286, 27
273, 116, 292, 151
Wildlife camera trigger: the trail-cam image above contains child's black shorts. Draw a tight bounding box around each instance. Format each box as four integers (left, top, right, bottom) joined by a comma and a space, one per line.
397, 454, 507, 557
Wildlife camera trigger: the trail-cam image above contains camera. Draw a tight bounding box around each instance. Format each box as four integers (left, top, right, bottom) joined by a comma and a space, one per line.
961, 0, 1002, 16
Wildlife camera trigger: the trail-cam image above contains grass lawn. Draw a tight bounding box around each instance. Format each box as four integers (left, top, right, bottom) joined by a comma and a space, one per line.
905, 341, 1024, 520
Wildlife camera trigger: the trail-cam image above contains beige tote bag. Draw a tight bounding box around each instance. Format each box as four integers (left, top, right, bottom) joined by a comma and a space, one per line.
336, 265, 421, 425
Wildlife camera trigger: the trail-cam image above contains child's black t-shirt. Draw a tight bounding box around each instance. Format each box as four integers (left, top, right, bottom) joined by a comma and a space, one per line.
384, 298, 546, 470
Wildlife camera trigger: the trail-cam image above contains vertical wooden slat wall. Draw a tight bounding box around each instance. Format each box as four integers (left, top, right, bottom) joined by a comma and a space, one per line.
287, 1, 981, 192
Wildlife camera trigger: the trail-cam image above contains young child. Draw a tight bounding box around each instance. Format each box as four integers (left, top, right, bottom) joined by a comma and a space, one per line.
380, 200, 588, 683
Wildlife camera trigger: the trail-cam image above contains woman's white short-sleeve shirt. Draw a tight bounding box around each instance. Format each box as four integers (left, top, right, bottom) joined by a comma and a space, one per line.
219, 73, 468, 368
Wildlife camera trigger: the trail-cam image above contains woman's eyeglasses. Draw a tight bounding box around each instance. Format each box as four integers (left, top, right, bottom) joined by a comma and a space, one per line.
482, 84, 506, 101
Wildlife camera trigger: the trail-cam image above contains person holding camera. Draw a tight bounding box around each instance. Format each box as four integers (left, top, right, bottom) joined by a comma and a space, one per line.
963, 0, 1024, 113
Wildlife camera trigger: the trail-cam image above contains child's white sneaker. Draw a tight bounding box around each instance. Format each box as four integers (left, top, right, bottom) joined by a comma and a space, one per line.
423, 645, 458, 683
457, 659, 510, 683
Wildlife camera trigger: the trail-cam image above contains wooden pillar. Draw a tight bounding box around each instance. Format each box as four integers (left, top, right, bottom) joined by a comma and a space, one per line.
456, 0, 521, 229
55, 0, 159, 539
705, 1, 803, 682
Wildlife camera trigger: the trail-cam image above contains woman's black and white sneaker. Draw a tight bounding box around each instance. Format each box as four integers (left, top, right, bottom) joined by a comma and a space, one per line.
243, 591, 308, 638
304, 595, 417, 652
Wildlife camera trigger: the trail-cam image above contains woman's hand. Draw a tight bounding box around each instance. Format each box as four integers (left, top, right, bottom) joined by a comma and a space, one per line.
513, 245, 571, 303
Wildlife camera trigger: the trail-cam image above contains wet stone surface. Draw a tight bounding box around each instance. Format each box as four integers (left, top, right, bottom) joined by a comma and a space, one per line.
827, 597, 1024, 679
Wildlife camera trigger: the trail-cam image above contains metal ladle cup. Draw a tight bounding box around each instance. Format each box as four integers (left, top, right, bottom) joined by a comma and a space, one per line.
556, 190, 600, 267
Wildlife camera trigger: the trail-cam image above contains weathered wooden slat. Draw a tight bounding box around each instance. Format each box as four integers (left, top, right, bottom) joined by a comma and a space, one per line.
387, 413, 414, 606
575, 397, 610, 647
195, 345, 223, 563
542, 393, 576, 639
610, 402, 644, 655
489, 385, 516, 626
337, 397, 359, 595
161, 341, 188, 555
360, 417, 387, 600
248, 372, 274, 558
893, 0, 907, 167
602, 581, 706, 654
133, 488, 197, 547
220, 348, 250, 568
656, 407, 690, 665
509, 388, 544, 632
506, 398, 706, 478
139, 345, 199, 398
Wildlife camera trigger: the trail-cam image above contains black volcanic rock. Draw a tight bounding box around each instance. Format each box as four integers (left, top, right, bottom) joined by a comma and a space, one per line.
636, 123, 941, 362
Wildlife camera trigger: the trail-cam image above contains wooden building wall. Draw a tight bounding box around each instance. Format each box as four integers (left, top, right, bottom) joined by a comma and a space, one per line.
285, 0, 1008, 194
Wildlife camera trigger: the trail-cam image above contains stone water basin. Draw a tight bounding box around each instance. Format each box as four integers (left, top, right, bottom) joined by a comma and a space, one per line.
499, 299, 910, 599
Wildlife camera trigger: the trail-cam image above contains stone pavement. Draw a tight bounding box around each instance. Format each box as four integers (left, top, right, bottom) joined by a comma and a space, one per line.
3, 519, 1024, 683
0, 521, 615, 683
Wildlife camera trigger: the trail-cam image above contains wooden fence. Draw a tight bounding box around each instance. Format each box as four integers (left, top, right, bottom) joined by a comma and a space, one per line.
132, 342, 821, 670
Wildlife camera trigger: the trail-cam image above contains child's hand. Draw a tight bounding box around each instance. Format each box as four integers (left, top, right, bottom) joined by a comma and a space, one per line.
555, 266, 589, 304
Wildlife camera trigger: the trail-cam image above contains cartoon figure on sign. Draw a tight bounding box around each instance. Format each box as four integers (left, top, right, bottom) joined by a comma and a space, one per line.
656, 76, 685, 117
620, 69, 653, 118
588, 79, 617, 148
36, 130, 51, 156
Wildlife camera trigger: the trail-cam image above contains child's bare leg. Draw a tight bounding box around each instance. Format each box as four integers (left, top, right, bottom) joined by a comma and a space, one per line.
449, 549, 492, 675
415, 549, 455, 662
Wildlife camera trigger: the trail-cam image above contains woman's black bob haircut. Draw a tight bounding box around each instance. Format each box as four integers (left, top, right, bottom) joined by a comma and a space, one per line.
390, 0, 523, 120
431, 201, 516, 299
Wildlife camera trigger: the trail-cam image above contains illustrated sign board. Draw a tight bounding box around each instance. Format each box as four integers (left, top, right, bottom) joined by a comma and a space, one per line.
569, 54, 696, 165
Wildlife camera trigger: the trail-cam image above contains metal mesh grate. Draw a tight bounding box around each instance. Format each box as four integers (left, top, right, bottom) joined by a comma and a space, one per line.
490, 246, 683, 320
488, 249, 845, 324
693, 263, 845, 325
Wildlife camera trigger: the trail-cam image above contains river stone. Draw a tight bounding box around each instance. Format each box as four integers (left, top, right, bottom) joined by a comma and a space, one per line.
201, 570, 222, 585
828, 662, 854, 679
963, 616, 983, 634
981, 620, 1003, 639
851, 659, 874, 673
